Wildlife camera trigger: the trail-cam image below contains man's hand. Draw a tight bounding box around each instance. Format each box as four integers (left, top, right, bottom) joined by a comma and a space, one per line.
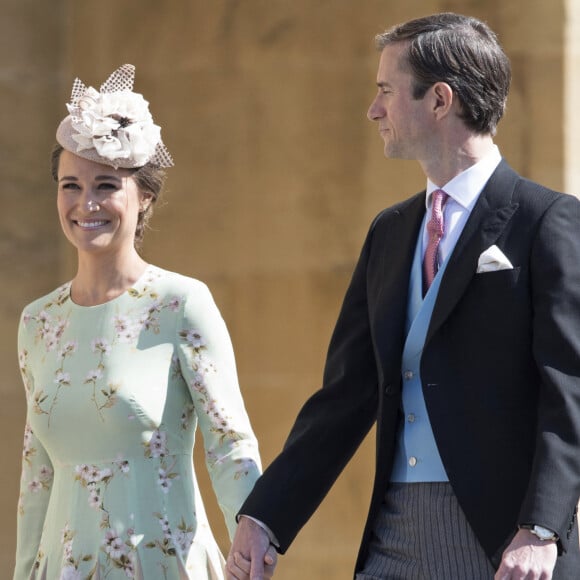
226, 516, 278, 580
495, 528, 558, 580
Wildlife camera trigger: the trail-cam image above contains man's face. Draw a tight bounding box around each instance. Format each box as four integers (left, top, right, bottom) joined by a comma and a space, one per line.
367, 43, 435, 161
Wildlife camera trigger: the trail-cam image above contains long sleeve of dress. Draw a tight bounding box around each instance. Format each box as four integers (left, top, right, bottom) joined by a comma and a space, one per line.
176, 282, 261, 540
14, 320, 55, 579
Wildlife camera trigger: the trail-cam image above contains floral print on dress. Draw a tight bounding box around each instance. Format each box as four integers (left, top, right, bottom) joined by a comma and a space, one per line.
179, 329, 258, 482
143, 428, 180, 495
71, 462, 140, 577
145, 512, 195, 569
20, 274, 184, 427
180, 327, 242, 454
59, 521, 138, 579
18, 424, 53, 516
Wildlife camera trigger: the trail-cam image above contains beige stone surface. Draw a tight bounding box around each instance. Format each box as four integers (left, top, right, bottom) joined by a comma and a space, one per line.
1, 1, 574, 578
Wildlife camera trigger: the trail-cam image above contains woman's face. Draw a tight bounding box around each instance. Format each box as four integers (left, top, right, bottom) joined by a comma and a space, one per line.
56, 150, 148, 257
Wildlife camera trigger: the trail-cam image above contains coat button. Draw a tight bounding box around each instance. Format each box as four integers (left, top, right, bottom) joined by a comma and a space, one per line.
385, 384, 396, 396
408, 456, 417, 467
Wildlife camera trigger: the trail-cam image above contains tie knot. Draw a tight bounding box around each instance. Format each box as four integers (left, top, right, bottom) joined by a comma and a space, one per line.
431, 189, 449, 210
427, 189, 448, 238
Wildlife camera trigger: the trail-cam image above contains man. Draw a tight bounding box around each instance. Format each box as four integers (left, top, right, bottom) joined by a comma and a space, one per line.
227, 12, 580, 579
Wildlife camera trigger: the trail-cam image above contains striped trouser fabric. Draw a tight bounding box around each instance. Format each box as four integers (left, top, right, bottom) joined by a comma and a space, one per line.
356, 482, 496, 580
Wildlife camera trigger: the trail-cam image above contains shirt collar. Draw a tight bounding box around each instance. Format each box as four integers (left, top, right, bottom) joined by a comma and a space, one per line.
425, 145, 502, 211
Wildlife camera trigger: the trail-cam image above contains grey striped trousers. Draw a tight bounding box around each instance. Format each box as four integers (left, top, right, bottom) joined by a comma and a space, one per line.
356, 482, 496, 579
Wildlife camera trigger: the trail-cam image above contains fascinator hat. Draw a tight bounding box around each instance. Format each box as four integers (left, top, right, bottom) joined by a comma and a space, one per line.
56, 64, 173, 169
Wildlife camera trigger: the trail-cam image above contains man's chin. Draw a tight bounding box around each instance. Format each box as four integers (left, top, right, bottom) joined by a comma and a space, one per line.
383, 145, 414, 161
383, 146, 401, 159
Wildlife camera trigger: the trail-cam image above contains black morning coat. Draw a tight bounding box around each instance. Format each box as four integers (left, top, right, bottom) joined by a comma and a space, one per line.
240, 160, 580, 578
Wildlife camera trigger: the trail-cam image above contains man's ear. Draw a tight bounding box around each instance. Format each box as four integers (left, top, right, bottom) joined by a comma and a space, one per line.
431, 81, 454, 120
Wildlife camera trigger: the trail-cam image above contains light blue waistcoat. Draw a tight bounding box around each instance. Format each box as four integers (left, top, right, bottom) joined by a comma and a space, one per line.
390, 219, 450, 482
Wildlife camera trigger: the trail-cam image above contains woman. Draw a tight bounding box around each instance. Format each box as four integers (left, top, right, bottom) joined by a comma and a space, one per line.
14, 64, 272, 579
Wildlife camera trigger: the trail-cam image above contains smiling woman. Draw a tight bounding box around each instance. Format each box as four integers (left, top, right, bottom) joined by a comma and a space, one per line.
50, 145, 165, 251
54, 151, 146, 262
13, 65, 268, 580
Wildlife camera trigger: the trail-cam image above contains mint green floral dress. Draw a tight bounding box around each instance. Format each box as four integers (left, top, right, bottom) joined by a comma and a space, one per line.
14, 265, 262, 580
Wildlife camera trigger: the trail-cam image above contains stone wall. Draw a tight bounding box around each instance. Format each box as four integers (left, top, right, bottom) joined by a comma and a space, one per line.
1, 1, 573, 578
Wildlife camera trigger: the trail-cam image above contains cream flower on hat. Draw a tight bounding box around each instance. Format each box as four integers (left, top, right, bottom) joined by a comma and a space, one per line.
56, 65, 173, 169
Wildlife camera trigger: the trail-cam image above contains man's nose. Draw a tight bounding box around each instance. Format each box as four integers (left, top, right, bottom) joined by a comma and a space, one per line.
367, 97, 382, 121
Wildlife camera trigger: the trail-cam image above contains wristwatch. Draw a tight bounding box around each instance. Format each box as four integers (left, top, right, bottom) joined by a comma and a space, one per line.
520, 524, 559, 542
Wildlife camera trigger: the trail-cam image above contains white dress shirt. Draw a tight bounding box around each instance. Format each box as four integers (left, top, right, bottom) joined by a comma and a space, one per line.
423, 145, 502, 266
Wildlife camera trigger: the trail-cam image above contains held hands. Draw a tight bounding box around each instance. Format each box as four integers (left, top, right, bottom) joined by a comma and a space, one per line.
495, 528, 557, 580
226, 516, 278, 580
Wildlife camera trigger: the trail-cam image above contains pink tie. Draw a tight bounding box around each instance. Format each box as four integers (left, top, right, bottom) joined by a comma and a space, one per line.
423, 189, 449, 294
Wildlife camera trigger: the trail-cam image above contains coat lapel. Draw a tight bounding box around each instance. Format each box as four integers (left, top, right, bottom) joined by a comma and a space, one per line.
425, 161, 520, 346
370, 193, 426, 375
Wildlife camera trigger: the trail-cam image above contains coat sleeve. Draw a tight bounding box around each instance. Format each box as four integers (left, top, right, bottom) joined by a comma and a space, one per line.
238, 219, 382, 552
518, 192, 580, 551
13, 315, 55, 580
176, 282, 262, 540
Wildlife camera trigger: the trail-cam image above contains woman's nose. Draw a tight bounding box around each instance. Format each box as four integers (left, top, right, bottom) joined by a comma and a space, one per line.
86, 199, 101, 213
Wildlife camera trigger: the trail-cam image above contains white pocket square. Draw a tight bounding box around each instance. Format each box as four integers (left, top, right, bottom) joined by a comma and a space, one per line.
476, 245, 513, 273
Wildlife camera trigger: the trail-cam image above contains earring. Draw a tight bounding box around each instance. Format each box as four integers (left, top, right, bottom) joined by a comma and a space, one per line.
87, 200, 100, 212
